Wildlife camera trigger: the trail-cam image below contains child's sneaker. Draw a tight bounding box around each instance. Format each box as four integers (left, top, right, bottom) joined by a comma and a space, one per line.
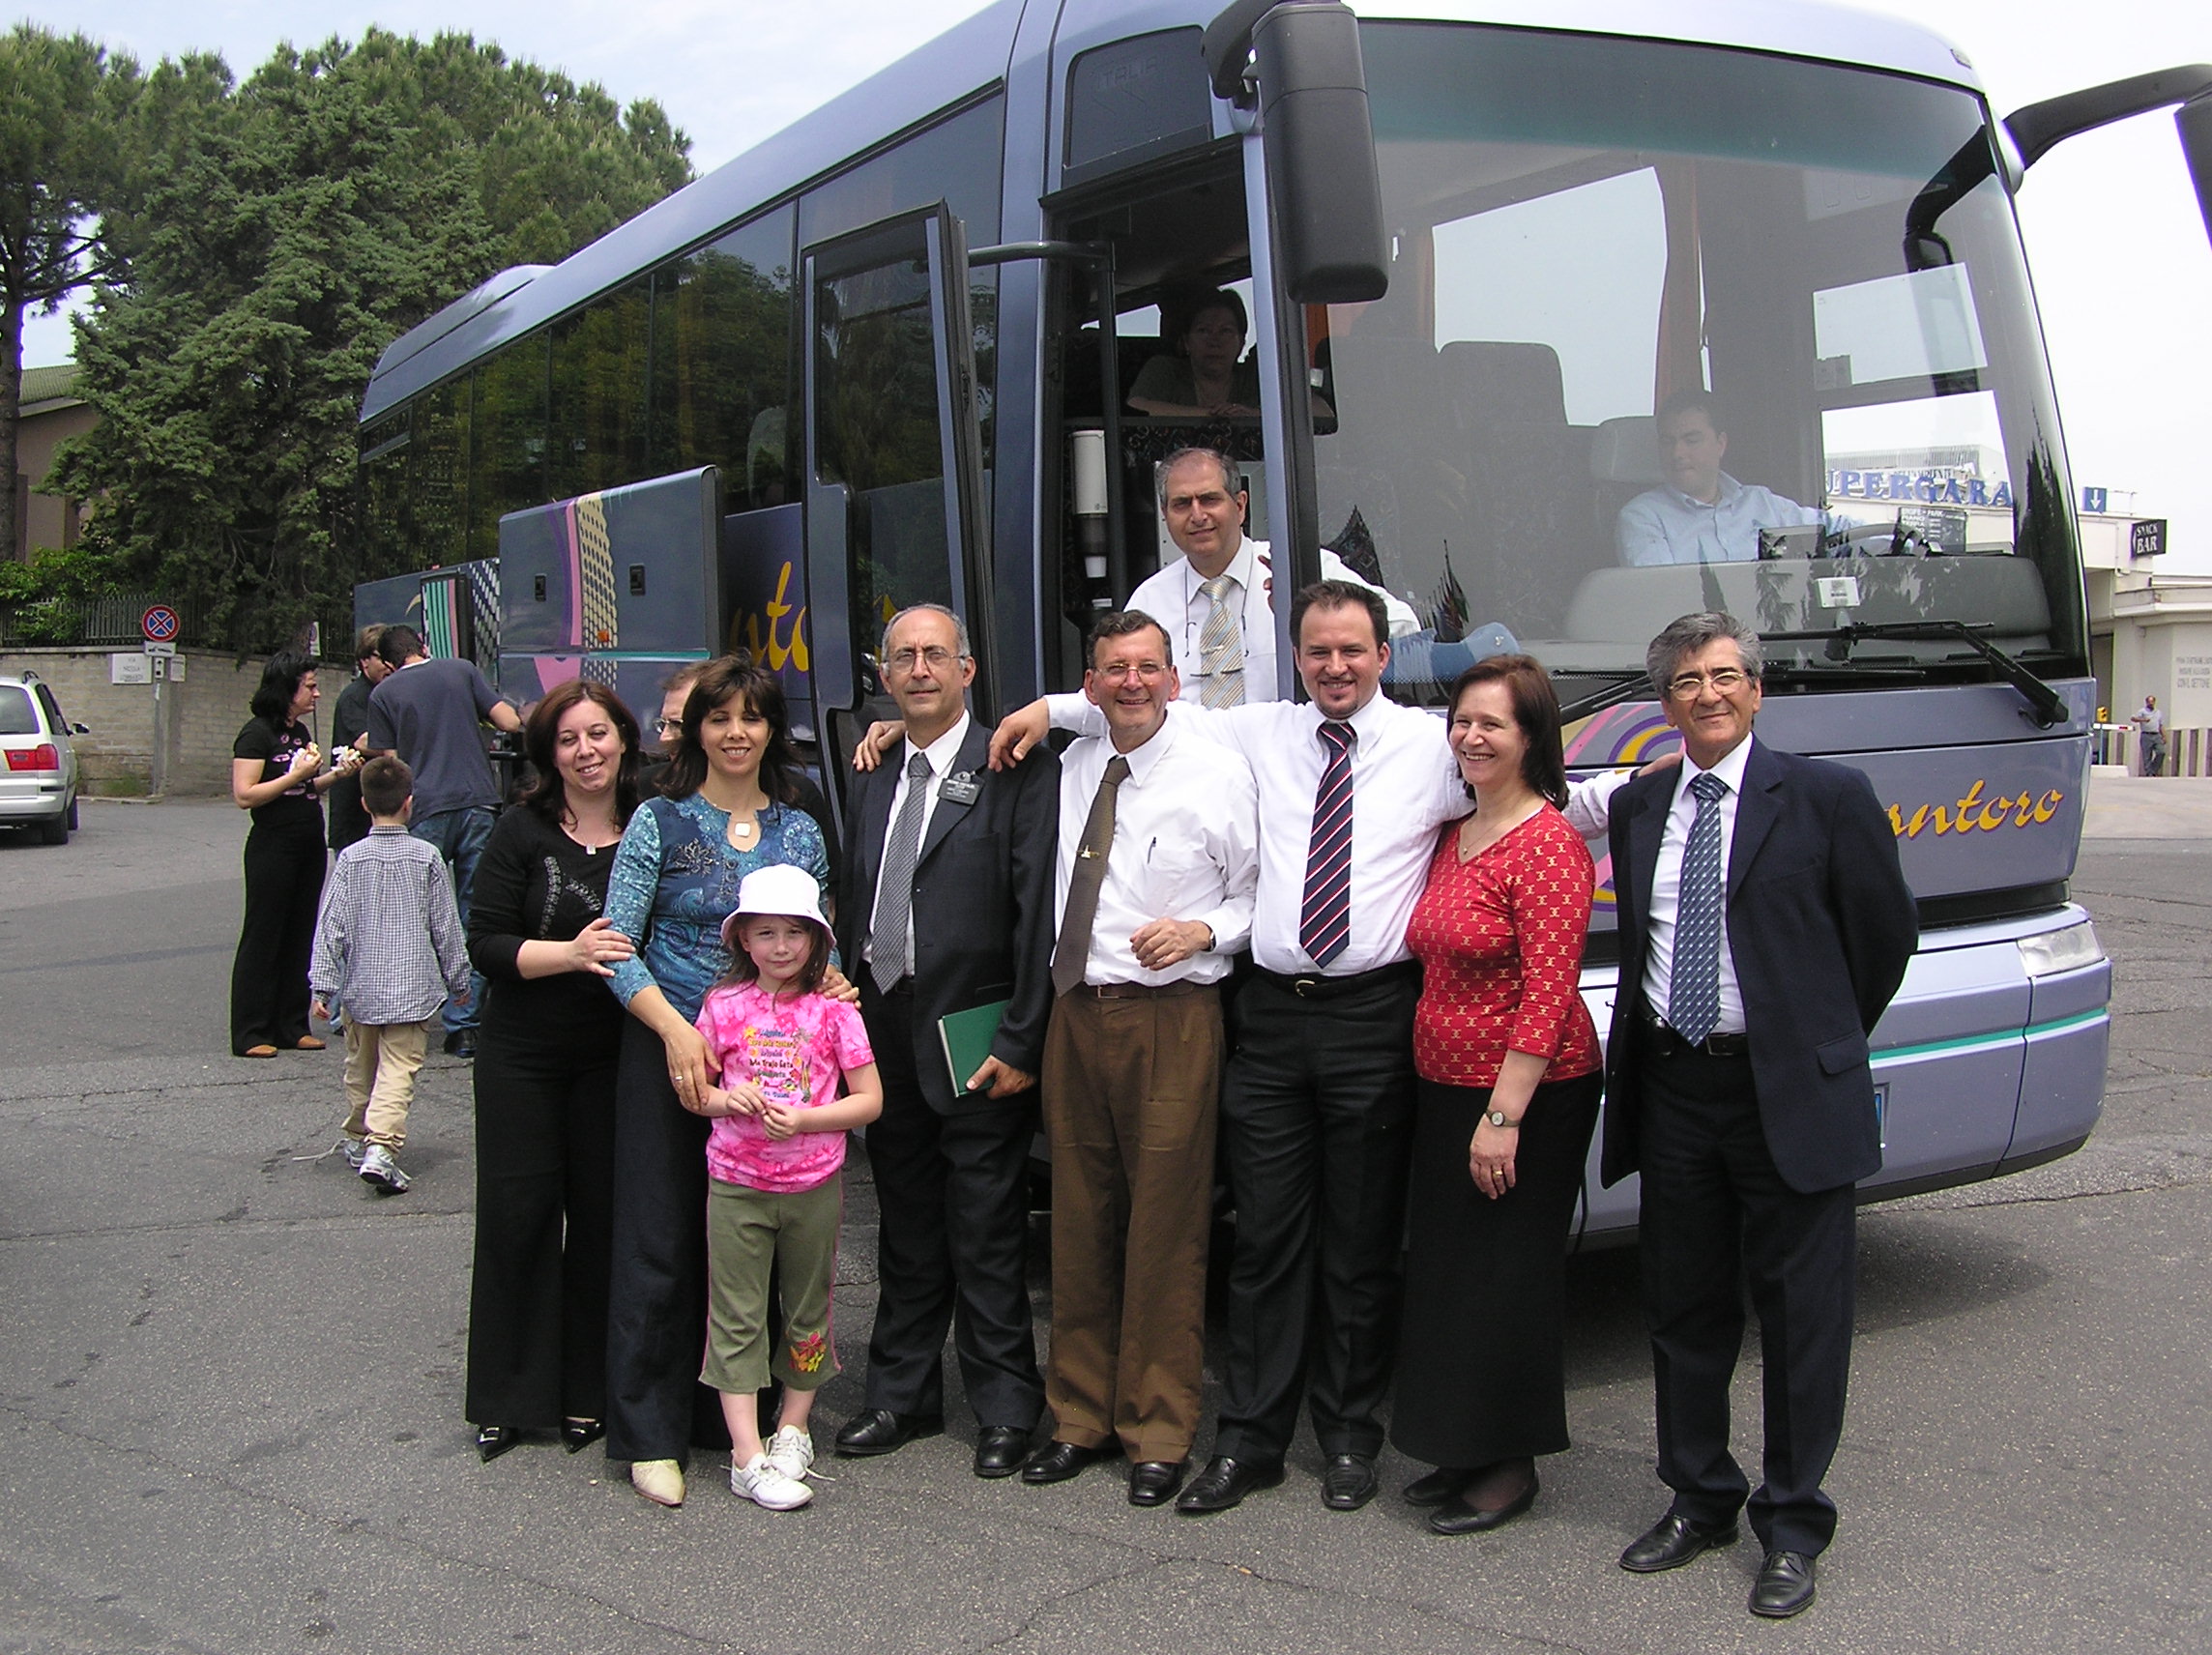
730, 1453, 813, 1510
360, 1145, 412, 1194
764, 1425, 815, 1482
339, 1137, 367, 1172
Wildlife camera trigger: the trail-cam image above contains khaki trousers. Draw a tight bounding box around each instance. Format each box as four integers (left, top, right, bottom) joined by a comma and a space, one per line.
1039, 982, 1221, 1464
342, 1019, 433, 1150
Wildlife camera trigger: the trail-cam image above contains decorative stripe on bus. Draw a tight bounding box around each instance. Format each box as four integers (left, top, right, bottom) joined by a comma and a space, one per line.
1874, 1009, 2109, 1064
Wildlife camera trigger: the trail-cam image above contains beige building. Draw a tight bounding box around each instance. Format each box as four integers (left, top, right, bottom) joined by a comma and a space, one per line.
14, 363, 94, 562
2081, 505, 2212, 771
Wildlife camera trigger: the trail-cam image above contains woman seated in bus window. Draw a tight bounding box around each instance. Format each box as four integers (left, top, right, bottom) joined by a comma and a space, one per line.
1128, 286, 1265, 419
1391, 654, 1603, 1535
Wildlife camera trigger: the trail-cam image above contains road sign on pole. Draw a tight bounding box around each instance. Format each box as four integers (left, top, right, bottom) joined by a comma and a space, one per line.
141, 605, 181, 644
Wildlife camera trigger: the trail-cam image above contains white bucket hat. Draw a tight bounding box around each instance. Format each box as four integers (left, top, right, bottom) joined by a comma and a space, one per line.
719, 862, 832, 950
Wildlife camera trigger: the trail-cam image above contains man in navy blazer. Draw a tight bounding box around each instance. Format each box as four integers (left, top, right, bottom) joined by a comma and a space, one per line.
1603, 611, 1914, 1619
832, 602, 1059, 1478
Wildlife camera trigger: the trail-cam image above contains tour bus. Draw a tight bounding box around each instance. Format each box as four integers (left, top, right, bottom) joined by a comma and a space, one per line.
355, 0, 2212, 1239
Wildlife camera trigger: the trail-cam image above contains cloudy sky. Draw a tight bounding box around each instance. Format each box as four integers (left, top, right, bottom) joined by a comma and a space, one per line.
24, 0, 2212, 566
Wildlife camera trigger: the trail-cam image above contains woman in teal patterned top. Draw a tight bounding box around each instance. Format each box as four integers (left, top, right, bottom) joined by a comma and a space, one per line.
601, 654, 833, 1507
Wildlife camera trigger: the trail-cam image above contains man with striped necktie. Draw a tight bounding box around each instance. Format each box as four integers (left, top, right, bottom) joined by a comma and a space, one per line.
1124, 450, 1418, 708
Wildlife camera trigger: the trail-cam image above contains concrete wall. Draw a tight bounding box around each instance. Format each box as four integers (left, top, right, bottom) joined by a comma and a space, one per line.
0, 647, 351, 798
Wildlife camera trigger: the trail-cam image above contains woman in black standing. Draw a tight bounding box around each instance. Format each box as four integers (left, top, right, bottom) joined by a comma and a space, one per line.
229, 651, 353, 1059
465, 679, 642, 1460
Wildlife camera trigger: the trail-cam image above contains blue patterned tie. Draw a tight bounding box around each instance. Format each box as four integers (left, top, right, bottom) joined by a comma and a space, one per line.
1668, 772, 1729, 1044
1299, 721, 1356, 967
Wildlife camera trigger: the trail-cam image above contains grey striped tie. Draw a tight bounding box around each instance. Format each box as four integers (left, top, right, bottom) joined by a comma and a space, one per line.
1198, 574, 1245, 708
869, 752, 934, 993
1667, 772, 1729, 1044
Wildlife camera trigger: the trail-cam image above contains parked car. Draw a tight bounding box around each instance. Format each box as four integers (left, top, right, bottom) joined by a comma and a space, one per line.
0, 673, 86, 844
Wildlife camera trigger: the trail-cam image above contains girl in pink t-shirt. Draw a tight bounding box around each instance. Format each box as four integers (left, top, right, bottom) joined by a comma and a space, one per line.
693, 864, 881, 1510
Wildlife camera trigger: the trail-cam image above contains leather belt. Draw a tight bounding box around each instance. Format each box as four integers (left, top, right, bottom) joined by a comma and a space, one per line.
1640, 1004, 1750, 1060
1070, 977, 1216, 1001
1252, 960, 1420, 1001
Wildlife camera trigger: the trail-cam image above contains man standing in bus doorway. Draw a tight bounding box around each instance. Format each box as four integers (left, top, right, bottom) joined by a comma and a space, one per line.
1018, 609, 1257, 1508
363, 624, 524, 1059
2132, 693, 2167, 775
833, 603, 1059, 1478
1129, 449, 1418, 706
1601, 611, 1915, 1619
1616, 392, 1849, 566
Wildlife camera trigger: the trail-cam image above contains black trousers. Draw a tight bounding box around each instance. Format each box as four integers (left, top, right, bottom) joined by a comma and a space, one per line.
859, 979, 1043, 1430
229, 823, 324, 1054
1639, 1039, 1856, 1557
465, 1020, 618, 1430
1211, 970, 1419, 1465
604, 1019, 731, 1462
1391, 1070, 1603, 1469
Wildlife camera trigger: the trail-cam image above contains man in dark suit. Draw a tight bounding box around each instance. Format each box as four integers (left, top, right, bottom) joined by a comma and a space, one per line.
1603, 611, 1915, 1620
832, 602, 1059, 1478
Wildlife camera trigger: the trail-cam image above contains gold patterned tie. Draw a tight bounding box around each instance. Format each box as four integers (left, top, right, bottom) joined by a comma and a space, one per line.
1198, 574, 1245, 708
1052, 756, 1131, 996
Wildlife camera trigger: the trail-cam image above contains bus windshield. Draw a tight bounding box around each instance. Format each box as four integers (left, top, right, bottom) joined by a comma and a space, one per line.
1316, 22, 2085, 710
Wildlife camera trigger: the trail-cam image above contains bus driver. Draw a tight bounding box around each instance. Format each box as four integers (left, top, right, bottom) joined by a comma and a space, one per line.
1616, 392, 1850, 566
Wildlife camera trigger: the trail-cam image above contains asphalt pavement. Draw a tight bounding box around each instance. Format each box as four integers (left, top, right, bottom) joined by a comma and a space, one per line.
1, 792, 2207, 1654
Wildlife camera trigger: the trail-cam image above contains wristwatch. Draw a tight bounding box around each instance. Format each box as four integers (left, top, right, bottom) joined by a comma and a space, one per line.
1483, 1109, 1521, 1130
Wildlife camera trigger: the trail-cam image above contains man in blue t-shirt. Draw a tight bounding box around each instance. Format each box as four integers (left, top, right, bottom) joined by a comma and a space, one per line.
364, 624, 522, 1056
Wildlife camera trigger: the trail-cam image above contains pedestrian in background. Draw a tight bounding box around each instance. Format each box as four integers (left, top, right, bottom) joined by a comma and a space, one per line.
2133, 694, 2167, 776
229, 650, 354, 1059
326, 625, 391, 857
364, 624, 523, 1059
309, 756, 472, 1195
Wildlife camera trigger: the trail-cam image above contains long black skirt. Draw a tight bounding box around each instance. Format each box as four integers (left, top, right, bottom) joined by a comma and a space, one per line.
1389, 1069, 1604, 1469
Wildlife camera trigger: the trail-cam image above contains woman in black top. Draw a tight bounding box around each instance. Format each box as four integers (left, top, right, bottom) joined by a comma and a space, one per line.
229, 651, 355, 1058
465, 679, 642, 1461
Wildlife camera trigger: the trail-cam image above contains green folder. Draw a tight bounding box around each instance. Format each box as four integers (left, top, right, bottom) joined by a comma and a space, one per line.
939, 999, 1009, 1094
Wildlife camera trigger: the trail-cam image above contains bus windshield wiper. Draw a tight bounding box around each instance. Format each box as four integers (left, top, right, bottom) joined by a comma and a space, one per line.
1761, 621, 2068, 728
1557, 671, 1655, 725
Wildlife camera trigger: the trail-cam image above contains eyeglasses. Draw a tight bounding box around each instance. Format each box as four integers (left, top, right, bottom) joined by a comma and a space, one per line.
1665, 667, 1753, 701
885, 647, 965, 674
652, 717, 682, 738
1093, 660, 1171, 684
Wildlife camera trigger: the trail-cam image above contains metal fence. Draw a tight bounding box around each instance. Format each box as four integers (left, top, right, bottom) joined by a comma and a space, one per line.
0, 594, 350, 656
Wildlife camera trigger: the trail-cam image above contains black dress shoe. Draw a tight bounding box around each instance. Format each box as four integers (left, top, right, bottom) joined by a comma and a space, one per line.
1403, 1466, 1475, 1507
833, 1408, 943, 1458
1127, 1460, 1187, 1507
974, 1425, 1032, 1478
562, 1418, 605, 1455
476, 1425, 519, 1463
1427, 1476, 1537, 1535
1020, 1439, 1113, 1484
1750, 1550, 1817, 1618
1176, 1455, 1285, 1514
1321, 1453, 1379, 1511
442, 1030, 476, 1060
1618, 1512, 1741, 1573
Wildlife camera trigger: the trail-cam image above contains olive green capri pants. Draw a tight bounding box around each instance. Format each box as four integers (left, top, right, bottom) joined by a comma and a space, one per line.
701, 1173, 844, 1395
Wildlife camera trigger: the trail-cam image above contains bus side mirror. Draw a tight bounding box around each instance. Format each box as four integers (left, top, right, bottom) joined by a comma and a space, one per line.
2178, 94, 2212, 244
1241, 2, 1389, 305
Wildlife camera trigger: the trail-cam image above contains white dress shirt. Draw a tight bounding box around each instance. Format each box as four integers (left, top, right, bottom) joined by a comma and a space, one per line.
1640, 733, 1756, 1035
863, 711, 973, 980
1051, 714, 1259, 987
1125, 535, 1422, 705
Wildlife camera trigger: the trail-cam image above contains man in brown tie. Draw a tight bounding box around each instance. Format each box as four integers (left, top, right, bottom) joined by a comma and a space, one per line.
1016, 610, 1258, 1507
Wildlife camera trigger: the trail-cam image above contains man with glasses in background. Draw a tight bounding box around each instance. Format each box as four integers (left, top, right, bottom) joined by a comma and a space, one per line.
1600, 611, 1914, 1619
1129, 449, 1418, 707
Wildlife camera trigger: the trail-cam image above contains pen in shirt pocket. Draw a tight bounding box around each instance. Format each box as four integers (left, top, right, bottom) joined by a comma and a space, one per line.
1148, 836, 1157, 864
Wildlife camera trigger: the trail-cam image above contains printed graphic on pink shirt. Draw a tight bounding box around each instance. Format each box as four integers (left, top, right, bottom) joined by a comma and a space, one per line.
694, 984, 874, 1194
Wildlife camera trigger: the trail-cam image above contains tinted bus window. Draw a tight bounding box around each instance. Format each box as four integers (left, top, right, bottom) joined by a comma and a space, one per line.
411, 378, 469, 569
653, 204, 796, 510
551, 282, 650, 501
470, 333, 549, 562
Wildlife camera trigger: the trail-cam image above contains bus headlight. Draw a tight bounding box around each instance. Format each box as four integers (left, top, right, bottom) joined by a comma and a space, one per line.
2019, 919, 2103, 978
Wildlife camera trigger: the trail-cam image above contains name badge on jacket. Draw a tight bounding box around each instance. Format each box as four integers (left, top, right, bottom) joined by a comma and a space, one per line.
939, 771, 982, 807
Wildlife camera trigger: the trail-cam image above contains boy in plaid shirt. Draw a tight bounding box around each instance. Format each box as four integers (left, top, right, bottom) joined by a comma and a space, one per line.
310, 756, 470, 1194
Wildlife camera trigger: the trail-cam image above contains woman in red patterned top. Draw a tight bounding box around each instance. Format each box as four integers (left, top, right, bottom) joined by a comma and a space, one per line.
1390, 655, 1603, 1535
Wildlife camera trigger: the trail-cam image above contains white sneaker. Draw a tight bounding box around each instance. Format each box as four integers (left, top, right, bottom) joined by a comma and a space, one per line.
731, 1453, 813, 1510
359, 1145, 411, 1194
764, 1425, 815, 1482
338, 1137, 367, 1171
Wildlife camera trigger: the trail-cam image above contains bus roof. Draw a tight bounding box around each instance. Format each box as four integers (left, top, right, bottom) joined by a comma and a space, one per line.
361, 0, 1981, 425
